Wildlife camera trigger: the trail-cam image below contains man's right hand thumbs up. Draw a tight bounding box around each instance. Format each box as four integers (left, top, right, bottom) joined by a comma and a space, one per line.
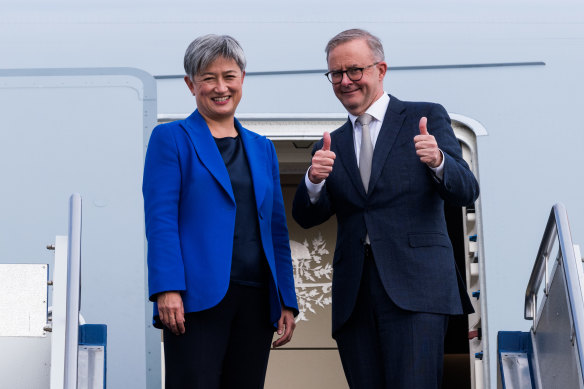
308, 132, 336, 184
322, 131, 332, 151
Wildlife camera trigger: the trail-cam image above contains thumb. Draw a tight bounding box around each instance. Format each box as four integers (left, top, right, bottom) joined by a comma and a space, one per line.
419, 117, 429, 135
321, 132, 331, 151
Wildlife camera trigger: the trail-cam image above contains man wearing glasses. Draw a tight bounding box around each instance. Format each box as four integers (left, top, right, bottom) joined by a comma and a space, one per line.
293, 29, 479, 388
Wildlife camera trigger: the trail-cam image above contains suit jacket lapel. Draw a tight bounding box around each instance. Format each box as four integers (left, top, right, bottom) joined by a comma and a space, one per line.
237, 119, 266, 210
369, 95, 406, 193
336, 120, 367, 198
181, 110, 235, 203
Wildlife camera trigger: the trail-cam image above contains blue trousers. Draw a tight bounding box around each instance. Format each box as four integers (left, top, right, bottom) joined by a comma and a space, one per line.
162, 283, 274, 389
334, 252, 449, 389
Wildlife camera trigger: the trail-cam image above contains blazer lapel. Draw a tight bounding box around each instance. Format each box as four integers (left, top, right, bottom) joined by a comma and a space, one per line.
237, 120, 266, 210
368, 95, 406, 193
336, 120, 367, 198
181, 110, 235, 203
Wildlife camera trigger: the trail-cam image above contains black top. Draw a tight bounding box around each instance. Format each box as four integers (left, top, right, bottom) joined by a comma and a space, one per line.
214, 135, 269, 288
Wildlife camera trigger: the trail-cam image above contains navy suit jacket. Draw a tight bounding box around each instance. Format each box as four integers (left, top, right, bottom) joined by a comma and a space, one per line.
143, 110, 298, 327
293, 95, 479, 335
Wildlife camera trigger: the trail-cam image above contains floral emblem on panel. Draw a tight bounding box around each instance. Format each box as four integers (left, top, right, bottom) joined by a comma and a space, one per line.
289, 233, 332, 322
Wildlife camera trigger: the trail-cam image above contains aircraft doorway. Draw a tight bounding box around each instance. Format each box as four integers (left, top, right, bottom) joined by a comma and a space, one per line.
155, 113, 487, 389
248, 115, 486, 389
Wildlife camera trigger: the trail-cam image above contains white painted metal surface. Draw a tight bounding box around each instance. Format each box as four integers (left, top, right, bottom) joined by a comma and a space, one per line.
500, 352, 532, 389
1, 2, 584, 387
0, 264, 48, 337
78, 345, 106, 389
50, 235, 69, 389
0, 68, 157, 388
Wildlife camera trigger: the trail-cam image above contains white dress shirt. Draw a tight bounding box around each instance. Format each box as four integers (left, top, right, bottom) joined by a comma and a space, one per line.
305, 93, 444, 203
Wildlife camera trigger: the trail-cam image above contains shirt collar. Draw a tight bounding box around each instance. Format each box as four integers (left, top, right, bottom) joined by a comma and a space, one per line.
348, 93, 390, 127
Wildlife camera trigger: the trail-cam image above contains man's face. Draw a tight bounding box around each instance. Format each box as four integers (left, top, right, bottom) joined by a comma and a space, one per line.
327, 39, 387, 116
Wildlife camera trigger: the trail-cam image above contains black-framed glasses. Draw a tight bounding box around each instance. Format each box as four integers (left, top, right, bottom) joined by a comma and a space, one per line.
324, 62, 379, 84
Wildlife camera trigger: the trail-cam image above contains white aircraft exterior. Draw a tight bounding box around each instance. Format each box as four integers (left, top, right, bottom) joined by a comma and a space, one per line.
1, 1, 583, 388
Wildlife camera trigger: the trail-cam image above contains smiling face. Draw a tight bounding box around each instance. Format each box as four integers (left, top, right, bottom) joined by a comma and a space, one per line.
184, 56, 245, 123
327, 39, 387, 116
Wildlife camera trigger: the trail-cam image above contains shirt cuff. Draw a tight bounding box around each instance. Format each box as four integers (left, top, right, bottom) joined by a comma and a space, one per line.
429, 150, 445, 181
305, 167, 325, 204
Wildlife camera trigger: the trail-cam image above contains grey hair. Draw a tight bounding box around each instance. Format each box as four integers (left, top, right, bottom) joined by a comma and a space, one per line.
184, 34, 246, 79
325, 29, 385, 62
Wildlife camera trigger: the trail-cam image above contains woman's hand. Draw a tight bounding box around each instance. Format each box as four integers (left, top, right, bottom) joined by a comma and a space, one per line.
157, 291, 185, 335
272, 308, 296, 347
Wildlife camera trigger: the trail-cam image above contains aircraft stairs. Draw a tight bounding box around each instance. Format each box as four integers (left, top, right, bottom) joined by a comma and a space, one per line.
2, 197, 583, 389
0, 194, 107, 389
498, 203, 584, 388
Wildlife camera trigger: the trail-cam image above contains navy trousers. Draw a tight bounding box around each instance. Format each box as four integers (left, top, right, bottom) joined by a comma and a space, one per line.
334, 250, 449, 389
162, 283, 275, 389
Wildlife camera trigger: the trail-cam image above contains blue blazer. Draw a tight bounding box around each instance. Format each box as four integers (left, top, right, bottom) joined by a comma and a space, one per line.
143, 110, 298, 327
293, 95, 479, 335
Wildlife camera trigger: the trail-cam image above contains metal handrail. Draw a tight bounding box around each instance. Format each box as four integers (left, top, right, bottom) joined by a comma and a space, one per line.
524, 208, 558, 320
524, 203, 584, 377
64, 193, 82, 388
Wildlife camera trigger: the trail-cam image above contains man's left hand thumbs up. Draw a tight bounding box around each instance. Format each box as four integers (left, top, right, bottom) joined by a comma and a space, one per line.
419, 116, 429, 135
414, 116, 443, 168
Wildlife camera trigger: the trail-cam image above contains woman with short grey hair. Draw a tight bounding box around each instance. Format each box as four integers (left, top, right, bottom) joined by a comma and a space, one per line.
183, 34, 247, 78
143, 34, 298, 388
